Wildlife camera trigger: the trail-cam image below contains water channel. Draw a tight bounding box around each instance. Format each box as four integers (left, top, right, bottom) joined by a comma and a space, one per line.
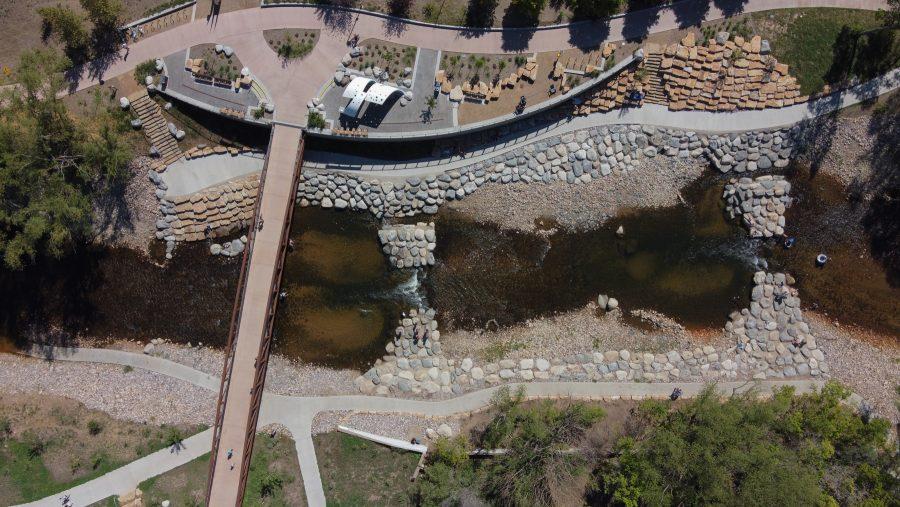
1, 166, 896, 369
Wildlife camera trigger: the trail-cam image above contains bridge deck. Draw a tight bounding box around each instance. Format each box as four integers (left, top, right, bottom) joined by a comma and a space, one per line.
207, 124, 303, 506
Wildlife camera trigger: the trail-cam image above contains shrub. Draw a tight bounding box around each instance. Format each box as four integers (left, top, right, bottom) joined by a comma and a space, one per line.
259, 471, 284, 497
87, 420, 104, 436
37, 6, 89, 54
134, 59, 157, 85
0, 417, 12, 438
307, 111, 327, 129
163, 426, 184, 448
22, 431, 47, 458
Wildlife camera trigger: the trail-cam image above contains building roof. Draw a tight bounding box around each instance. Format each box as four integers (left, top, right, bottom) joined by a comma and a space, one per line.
343, 77, 375, 99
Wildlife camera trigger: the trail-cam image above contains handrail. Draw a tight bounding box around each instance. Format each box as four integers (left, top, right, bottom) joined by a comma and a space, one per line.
235, 132, 306, 503
205, 125, 277, 504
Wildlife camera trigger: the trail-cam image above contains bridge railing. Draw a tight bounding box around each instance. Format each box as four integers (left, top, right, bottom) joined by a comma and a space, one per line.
205, 125, 277, 504
235, 134, 306, 501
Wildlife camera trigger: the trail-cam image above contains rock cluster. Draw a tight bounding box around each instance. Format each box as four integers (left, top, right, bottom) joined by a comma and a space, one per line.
705, 127, 795, 173
353, 275, 826, 396
156, 173, 259, 242
727, 271, 826, 378
209, 235, 248, 257
662, 32, 806, 111
724, 175, 791, 237
183, 144, 257, 160
378, 222, 436, 268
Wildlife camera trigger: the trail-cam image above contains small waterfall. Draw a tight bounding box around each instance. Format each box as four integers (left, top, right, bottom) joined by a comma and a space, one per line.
394, 269, 426, 307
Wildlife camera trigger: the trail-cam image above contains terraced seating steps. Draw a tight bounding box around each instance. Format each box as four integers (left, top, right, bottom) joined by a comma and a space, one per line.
129, 90, 184, 171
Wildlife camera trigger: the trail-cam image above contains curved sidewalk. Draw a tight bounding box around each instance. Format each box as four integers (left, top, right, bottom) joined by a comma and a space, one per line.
302, 67, 900, 178
13, 347, 825, 507
70, 0, 886, 124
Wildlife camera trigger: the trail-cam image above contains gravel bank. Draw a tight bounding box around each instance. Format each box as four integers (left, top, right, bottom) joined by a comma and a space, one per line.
440, 302, 724, 362
809, 312, 900, 423
0, 352, 214, 426
92, 157, 160, 255
446, 155, 704, 233
311, 411, 459, 442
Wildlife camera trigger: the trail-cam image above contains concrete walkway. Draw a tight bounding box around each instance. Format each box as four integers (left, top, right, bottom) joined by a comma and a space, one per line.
302, 67, 900, 179
14, 346, 825, 507
69, 0, 886, 125
161, 151, 266, 196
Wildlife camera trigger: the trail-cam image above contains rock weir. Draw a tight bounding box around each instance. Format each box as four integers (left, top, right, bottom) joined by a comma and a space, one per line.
724, 175, 791, 237
377, 222, 436, 268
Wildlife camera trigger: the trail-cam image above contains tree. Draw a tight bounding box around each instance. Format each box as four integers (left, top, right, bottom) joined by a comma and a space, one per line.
465, 0, 500, 27
597, 382, 895, 507
0, 49, 132, 270
882, 0, 900, 27
79, 0, 124, 29
508, 0, 546, 24
37, 5, 89, 55
387, 0, 413, 18
478, 387, 605, 506
567, 0, 622, 20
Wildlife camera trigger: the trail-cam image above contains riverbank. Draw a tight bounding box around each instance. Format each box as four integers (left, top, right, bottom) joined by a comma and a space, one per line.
445, 152, 705, 233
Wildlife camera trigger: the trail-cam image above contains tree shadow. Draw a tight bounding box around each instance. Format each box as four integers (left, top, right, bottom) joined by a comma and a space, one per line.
316, 4, 357, 35
382, 17, 408, 37
671, 0, 710, 28
859, 92, 900, 285
711, 0, 748, 18
621, 0, 664, 42
383, 0, 411, 37
793, 92, 841, 177
500, 5, 538, 52
568, 19, 609, 51
466, 0, 500, 28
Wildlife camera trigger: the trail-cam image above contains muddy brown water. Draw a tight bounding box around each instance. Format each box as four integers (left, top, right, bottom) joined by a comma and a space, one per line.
1, 167, 895, 370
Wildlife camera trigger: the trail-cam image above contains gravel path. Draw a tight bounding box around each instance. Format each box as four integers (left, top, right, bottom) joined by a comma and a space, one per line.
447, 155, 704, 233
0, 353, 215, 426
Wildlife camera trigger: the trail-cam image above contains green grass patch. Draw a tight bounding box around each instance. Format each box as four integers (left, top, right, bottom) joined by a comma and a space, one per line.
315, 432, 420, 506
134, 59, 157, 86
139, 433, 304, 506
754, 8, 896, 95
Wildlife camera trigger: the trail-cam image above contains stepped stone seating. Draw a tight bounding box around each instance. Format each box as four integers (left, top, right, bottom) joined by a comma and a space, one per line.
129, 90, 183, 172
661, 32, 806, 111
168, 174, 260, 241
436, 57, 538, 104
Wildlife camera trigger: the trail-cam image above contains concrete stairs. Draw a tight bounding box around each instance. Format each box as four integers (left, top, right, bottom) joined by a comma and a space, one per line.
642, 53, 667, 105
130, 91, 183, 168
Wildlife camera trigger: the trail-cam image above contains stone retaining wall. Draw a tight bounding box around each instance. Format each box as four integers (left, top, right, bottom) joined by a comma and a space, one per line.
155, 173, 259, 242
297, 124, 797, 219
354, 271, 826, 396
724, 175, 791, 237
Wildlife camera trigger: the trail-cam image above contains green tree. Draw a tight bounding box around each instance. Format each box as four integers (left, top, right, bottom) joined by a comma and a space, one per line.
79, 0, 124, 29
567, 0, 622, 20
479, 387, 605, 506
597, 382, 895, 507
0, 49, 131, 270
37, 6, 89, 54
416, 436, 475, 506
508, 0, 546, 24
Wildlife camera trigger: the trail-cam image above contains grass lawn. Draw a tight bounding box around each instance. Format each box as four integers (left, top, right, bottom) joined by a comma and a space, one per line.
0, 393, 202, 505
749, 8, 897, 95
314, 432, 421, 506
139, 432, 305, 506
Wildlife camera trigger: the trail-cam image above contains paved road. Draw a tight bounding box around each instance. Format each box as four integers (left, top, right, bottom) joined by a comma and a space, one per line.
69, 0, 885, 125
207, 124, 304, 505
15, 346, 825, 507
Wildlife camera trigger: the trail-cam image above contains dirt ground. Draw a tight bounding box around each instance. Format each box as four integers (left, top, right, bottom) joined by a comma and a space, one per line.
0, 0, 192, 71
0, 392, 201, 505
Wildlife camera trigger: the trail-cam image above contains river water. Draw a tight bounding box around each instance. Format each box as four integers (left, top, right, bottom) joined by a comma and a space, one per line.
1, 166, 896, 369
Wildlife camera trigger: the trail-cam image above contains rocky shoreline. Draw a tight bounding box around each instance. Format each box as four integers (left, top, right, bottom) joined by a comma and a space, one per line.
354, 271, 827, 397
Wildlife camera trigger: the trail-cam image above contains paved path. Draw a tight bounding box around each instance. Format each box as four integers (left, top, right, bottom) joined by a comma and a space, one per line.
14, 346, 825, 507
302, 67, 900, 178
207, 124, 303, 505
70, 0, 885, 125
161, 151, 265, 196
